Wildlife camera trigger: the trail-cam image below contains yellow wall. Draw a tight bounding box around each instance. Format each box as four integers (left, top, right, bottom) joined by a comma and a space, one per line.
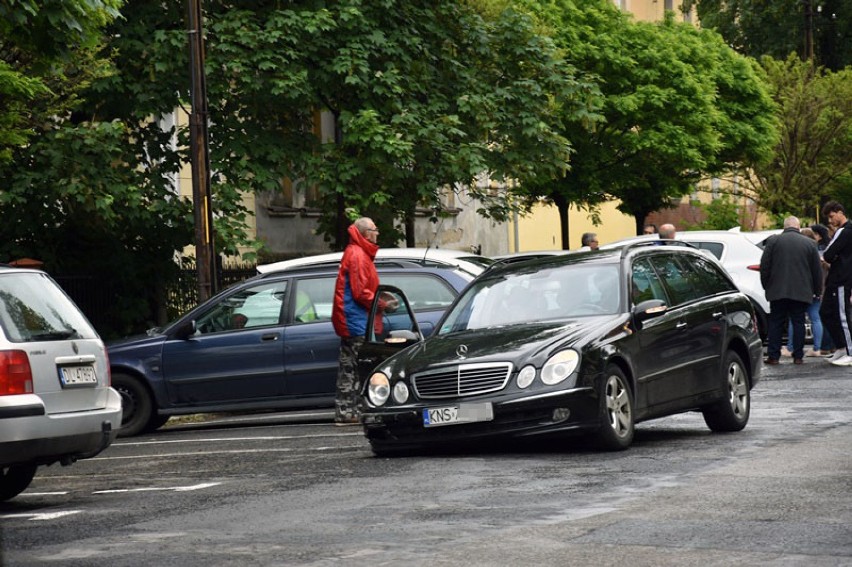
507, 201, 638, 252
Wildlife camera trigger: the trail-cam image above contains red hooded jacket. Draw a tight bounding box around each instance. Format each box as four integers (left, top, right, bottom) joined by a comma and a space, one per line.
332, 224, 380, 339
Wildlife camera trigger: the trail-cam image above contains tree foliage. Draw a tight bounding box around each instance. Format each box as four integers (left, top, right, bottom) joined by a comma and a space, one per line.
685, 0, 852, 72
740, 55, 852, 217
192, 1, 587, 248
516, 1, 777, 243
0, 0, 588, 335
0, 0, 195, 337
0, 0, 121, 163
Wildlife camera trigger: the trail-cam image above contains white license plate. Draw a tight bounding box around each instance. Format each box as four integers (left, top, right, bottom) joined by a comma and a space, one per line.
60, 365, 97, 386
423, 403, 494, 428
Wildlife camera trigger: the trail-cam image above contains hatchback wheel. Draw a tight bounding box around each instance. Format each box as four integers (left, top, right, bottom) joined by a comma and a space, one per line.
0, 464, 37, 502
595, 366, 634, 450
702, 350, 750, 432
113, 373, 154, 437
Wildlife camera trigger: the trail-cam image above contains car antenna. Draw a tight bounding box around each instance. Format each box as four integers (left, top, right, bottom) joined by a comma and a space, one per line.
422, 210, 445, 266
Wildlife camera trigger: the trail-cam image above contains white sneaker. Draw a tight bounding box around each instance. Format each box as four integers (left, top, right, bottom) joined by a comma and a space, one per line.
780, 346, 793, 357
826, 350, 846, 362
829, 355, 852, 366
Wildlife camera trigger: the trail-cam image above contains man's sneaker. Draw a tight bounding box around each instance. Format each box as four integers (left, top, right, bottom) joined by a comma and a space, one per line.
826, 350, 846, 362
780, 346, 793, 357
829, 355, 852, 367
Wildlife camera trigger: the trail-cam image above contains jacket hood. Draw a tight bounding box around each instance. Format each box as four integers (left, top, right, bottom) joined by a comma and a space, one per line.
348, 224, 379, 259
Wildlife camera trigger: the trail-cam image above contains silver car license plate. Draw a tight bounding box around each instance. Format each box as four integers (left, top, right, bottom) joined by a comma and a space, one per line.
423, 402, 493, 428
60, 365, 97, 387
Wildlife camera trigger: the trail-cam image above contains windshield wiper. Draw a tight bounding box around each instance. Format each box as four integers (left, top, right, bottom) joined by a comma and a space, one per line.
30, 329, 76, 340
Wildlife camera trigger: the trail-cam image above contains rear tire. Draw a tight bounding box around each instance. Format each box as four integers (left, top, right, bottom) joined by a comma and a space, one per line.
0, 464, 37, 502
702, 350, 750, 432
594, 366, 634, 451
113, 373, 154, 437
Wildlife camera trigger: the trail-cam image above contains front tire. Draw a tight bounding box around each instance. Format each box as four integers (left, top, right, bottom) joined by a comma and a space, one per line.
702, 350, 750, 432
594, 366, 634, 451
0, 465, 37, 502
113, 373, 155, 437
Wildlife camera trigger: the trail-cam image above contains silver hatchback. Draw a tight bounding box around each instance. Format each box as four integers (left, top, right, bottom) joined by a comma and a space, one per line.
0, 266, 121, 501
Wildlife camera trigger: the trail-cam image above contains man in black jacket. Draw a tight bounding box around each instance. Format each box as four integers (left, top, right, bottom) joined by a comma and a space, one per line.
761, 216, 823, 365
820, 201, 852, 366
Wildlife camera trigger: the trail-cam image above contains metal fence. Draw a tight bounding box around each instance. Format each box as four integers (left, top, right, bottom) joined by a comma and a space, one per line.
168, 264, 257, 318
56, 263, 258, 338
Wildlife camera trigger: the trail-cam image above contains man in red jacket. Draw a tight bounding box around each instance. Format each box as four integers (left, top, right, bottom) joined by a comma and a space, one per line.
332, 217, 382, 425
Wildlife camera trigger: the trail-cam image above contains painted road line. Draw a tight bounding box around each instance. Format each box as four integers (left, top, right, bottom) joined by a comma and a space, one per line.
93, 482, 223, 494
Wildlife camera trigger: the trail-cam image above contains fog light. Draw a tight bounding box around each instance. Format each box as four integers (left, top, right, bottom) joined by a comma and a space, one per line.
516, 365, 536, 389
552, 407, 571, 422
392, 381, 410, 404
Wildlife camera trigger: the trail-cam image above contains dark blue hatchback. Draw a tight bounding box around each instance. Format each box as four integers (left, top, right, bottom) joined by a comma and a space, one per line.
108, 264, 471, 436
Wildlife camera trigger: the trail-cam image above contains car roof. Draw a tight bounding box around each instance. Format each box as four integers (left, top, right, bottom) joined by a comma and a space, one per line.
480, 241, 705, 279
257, 248, 493, 277
605, 228, 781, 248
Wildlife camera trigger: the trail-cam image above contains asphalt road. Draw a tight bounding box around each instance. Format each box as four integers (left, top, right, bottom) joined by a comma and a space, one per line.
1, 355, 851, 566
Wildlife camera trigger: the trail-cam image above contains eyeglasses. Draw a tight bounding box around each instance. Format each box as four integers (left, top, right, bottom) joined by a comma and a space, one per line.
366, 228, 379, 233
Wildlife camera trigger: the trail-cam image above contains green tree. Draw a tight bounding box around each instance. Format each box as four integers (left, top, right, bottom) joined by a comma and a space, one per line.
685, 0, 852, 71
0, 1, 196, 337
0, 0, 121, 163
741, 55, 852, 217
2, 1, 586, 335
195, 1, 584, 249
516, 1, 776, 244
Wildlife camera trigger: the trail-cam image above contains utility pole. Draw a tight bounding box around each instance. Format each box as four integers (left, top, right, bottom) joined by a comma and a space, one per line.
187, 0, 216, 302
804, 0, 815, 61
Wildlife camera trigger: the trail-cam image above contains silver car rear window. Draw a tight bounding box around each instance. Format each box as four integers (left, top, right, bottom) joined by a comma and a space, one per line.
0, 272, 98, 342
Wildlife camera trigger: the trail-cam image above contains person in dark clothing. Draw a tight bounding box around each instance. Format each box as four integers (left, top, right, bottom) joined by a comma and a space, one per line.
811, 223, 835, 354
760, 216, 823, 365
819, 202, 852, 366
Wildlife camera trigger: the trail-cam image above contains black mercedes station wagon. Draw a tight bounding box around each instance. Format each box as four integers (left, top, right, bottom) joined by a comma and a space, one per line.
357, 243, 763, 455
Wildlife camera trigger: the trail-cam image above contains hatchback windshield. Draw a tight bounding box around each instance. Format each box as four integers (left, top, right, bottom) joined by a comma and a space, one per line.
438, 264, 621, 334
0, 272, 98, 342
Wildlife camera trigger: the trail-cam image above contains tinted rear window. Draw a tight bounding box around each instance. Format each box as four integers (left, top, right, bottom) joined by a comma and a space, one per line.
0, 272, 98, 342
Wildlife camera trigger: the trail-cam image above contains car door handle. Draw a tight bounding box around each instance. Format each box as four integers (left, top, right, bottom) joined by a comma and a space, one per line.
676, 321, 688, 329
712, 311, 724, 319
261, 333, 280, 341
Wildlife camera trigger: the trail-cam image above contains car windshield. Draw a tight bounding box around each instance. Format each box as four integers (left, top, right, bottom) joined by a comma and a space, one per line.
0, 272, 98, 342
438, 264, 621, 334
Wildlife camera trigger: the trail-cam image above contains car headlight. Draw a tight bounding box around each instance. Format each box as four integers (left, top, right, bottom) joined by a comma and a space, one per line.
516, 365, 536, 389
392, 381, 410, 404
367, 372, 391, 406
540, 350, 579, 385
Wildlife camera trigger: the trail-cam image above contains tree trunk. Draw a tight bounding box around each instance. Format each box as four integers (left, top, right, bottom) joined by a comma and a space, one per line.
552, 194, 571, 250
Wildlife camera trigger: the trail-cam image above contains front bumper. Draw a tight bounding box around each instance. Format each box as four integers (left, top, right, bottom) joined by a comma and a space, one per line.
363, 386, 599, 450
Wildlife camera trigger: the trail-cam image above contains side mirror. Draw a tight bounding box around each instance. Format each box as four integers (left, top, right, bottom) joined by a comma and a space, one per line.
632, 299, 668, 326
172, 319, 196, 340
384, 329, 419, 346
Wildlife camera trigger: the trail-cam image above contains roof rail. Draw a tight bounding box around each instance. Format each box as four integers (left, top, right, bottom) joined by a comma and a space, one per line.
618, 240, 698, 258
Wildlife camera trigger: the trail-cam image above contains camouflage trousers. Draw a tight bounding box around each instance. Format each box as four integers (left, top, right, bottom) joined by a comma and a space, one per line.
335, 336, 365, 423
